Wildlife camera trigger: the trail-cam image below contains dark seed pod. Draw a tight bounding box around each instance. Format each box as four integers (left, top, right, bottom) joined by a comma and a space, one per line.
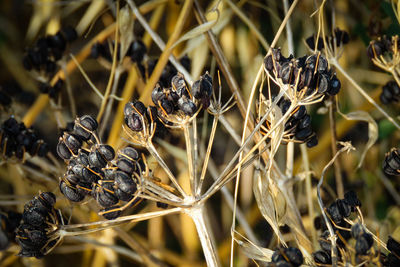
65, 174, 80, 185
326, 201, 343, 223
295, 126, 313, 141
63, 133, 82, 154
319, 231, 332, 253
298, 114, 311, 129
74, 115, 98, 140
57, 141, 72, 160
336, 199, 351, 218
305, 35, 324, 50
98, 144, 115, 162
355, 232, 374, 255
118, 146, 139, 162
367, 40, 384, 59
344, 190, 361, 210
60, 181, 85, 202
125, 113, 143, 131
328, 75, 341, 95
116, 158, 136, 175
93, 183, 118, 208
171, 73, 190, 98
351, 223, 365, 239
38, 192, 56, 209
114, 171, 137, 195
22, 208, 45, 227
177, 97, 197, 116
88, 150, 107, 168
159, 99, 174, 115
101, 206, 121, 220
387, 236, 400, 255
81, 167, 102, 184
317, 73, 329, 93
284, 247, 303, 267
129, 40, 146, 62
313, 250, 331, 264
151, 84, 164, 105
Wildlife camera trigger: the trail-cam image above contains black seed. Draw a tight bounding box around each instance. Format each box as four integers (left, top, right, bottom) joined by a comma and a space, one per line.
351, 223, 365, 239
60, 181, 85, 202
101, 206, 121, 220
326, 202, 342, 224
313, 250, 331, 264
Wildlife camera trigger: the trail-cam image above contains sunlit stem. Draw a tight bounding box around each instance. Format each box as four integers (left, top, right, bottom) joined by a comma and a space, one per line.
186, 206, 221, 267
146, 142, 187, 198
197, 115, 219, 195
183, 123, 195, 196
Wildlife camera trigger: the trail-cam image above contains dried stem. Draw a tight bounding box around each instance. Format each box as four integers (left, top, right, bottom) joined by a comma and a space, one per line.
328, 97, 344, 199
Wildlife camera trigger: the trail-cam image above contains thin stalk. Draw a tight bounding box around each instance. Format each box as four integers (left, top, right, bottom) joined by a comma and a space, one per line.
97, 1, 120, 122
186, 206, 221, 267
300, 143, 317, 247
99, 68, 122, 137
329, 97, 344, 198
183, 124, 196, 196
62, 208, 181, 231
146, 142, 188, 198
197, 115, 219, 195
332, 59, 400, 130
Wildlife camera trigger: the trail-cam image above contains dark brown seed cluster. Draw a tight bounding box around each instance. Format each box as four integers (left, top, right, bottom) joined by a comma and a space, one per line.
326, 191, 361, 225
0, 117, 48, 160
151, 72, 212, 118
380, 81, 400, 105
0, 210, 22, 251
313, 191, 362, 264
351, 223, 374, 255
367, 35, 399, 59
267, 247, 303, 267
383, 148, 400, 176
57, 115, 143, 220
15, 192, 63, 258
22, 26, 77, 73
264, 49, 341, 96
22, 26, 77, 100
306, 28, 350, 51
261, 98, 318, 148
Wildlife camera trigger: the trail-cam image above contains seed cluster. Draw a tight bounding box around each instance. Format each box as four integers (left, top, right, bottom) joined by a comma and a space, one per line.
383, 148, 400, 176
267, 247, 303, 267
264, 49, 341, 97
380, 81, 400, 105
305, 28, 350, 51
151, 72, 212, 118
22, 26, 77, 100
367, 35, 399, 60
15, 192, 63, 258
270, 98, 317, 147
22, 26, 77, 73
57, 115, 142, 219
0, 210, 21, 251
0, 117, 48, 160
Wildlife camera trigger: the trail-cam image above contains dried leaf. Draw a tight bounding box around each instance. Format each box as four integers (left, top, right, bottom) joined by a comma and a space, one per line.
339, 111, 378, 168
237, 239, 273, 262
118, 5, 134, 60
253, 168, 286, 244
